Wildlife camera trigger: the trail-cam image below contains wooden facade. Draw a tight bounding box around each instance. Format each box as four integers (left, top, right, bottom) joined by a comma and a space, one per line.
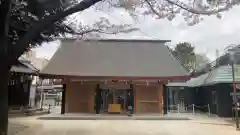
65, 83, 95, 113
63, 77, 164, 114
40, 39, 190, 115
134, 85, 163, 113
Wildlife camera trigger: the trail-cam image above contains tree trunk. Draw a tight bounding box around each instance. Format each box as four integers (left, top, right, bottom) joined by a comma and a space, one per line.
0, 65, 11, 135
0, 0, 12, 134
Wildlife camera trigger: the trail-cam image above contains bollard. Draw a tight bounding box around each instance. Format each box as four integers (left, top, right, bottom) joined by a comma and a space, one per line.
192, 104, 195, 114
208, 104, 211, 116
48, 104, 51, 114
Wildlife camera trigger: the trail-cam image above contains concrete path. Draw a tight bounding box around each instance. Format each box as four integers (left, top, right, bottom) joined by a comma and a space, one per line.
8, 124, 28, 135
8, 116, 42, 135
12, 116, 240, 135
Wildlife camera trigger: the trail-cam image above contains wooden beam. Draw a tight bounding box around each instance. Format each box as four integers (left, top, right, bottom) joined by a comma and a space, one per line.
134, 84, 137, 113
158, 84, 163, 114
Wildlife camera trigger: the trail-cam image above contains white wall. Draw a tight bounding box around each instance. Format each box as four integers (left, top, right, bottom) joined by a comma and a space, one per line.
22, 50, 49, 108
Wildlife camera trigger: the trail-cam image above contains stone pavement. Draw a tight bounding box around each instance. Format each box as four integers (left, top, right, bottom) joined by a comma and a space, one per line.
8, 116, 42, 135
8, 124, 28, 135
38, 113, 190, 120
167, 113, 233, 125
39, 106, 190, 120
16, 119, 240, 135
10, 113, 240, 135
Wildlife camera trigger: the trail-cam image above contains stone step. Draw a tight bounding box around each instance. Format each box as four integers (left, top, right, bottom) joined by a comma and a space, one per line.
38, 115, 190, 120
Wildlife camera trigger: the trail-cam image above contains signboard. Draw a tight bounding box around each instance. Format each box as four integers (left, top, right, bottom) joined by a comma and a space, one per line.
235, 66, 240, 74
227, 65, 240, 78
230, 92, 240, 96
234, 66, 240, 78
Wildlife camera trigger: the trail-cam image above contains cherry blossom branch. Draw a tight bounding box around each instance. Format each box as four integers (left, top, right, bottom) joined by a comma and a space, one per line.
145, 0, 237, 15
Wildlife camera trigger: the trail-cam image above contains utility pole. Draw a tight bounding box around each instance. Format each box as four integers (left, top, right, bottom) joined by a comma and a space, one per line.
230, 50, 240, 130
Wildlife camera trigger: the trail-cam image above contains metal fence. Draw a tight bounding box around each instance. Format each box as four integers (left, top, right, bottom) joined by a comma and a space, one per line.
168, 104, 211, 115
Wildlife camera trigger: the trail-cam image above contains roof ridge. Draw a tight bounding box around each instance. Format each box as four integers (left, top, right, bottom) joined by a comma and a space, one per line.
59, 38, 171, 43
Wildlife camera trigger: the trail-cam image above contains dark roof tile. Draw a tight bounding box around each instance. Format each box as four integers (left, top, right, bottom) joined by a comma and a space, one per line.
41, 39, 189, 79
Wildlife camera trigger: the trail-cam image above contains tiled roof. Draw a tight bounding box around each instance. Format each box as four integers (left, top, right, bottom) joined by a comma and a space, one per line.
11, 57, 39, 74
41, 39, 189, 80
167, 65, 240, 87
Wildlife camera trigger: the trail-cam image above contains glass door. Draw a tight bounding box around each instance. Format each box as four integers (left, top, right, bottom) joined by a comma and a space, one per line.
101, 90, 114, 112
115, 90, 127, 113
101, 89, 128, 114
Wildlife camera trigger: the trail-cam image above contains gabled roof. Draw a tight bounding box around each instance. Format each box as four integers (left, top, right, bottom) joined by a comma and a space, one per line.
41, 39, 189, 80
166, 74, 209, 87
167, 65, 240, 87
11, 57, 39, 74
204, 65, 240, 84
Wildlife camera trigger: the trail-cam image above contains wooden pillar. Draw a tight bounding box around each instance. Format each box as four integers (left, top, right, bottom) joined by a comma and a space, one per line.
167, 87, 170, 111
158, 85, 163, 113
134, 85, 137, 113
89, 85, 95, 113
163, 84, 168, 115
95, 84, 101, 114
61, 84, 66, 114
130, 84, 134, 114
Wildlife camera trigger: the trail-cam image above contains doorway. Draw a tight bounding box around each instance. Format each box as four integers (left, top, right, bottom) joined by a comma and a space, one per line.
101, 89, 128, 114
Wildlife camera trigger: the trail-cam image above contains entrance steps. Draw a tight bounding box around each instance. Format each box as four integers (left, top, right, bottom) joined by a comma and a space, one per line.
38, 113, 190, 120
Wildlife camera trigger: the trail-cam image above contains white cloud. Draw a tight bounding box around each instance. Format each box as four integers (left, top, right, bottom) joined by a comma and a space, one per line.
35, 5, 240, 61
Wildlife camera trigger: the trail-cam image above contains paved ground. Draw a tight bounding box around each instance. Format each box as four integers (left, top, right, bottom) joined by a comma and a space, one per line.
8, 116, 42, 135
8, 124, 28, 135
9, 115, 240, 135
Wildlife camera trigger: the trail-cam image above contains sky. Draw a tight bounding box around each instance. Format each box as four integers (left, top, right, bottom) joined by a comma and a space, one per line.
35, 4, 240, 61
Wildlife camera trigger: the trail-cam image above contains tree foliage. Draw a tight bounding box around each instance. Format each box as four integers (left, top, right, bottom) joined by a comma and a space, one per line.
0, 0, 136, 134
6, 0, 137, 59
171, 42, 196, 72
0, 0, 239, 134
115, 0, 240, 25
195, 53, 210, 68
171, 42, 210, 72
1, 0, 240, 62
172, 42, 195, 63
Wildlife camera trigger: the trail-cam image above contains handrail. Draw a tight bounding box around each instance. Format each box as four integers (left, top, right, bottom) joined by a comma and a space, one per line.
168, 104, 211, 116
